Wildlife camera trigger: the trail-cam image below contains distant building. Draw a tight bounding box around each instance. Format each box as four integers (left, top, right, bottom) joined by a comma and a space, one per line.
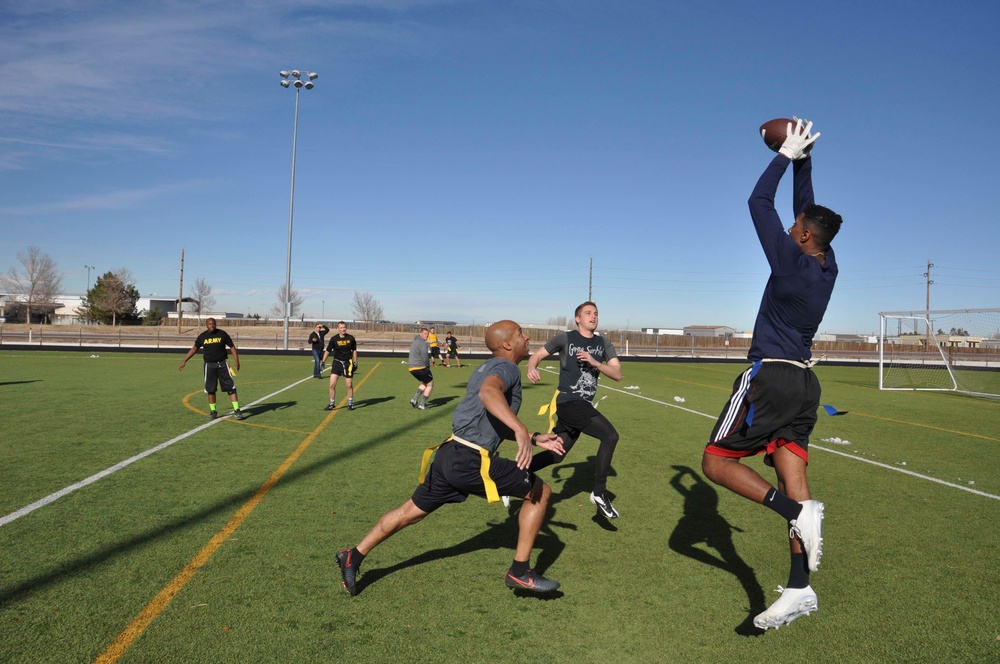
641, 327, 684, 336
683, 325, 736, 338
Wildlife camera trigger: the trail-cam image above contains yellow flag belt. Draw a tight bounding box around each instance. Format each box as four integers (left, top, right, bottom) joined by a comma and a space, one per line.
419, 435, 500, 504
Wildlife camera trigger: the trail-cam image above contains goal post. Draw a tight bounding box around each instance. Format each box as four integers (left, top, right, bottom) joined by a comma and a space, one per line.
879, 308, 1000, 398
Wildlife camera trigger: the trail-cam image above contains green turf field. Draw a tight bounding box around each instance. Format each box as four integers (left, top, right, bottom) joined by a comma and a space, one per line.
1, 350, 998, 663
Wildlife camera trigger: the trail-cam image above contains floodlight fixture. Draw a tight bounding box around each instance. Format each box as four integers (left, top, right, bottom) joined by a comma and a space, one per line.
278, 68, 318, 351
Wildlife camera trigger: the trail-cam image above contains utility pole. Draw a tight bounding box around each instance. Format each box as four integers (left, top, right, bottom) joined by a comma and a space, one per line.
923, 259, 934, 349
178, 248, 185, 334
588, 255, 593, 301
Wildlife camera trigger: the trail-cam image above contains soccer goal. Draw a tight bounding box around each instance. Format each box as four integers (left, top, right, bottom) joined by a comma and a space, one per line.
879, 309, 1000, 398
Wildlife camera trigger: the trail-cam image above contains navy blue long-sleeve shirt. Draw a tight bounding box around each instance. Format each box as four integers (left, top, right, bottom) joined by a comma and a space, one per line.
747, 155, 838, 362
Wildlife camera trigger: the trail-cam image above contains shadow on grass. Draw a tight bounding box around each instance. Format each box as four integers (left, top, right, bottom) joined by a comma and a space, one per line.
550, 455, 619, 532
427, 395, 459, 408
667, 465, 766, 636
356, 513, 568, 601
0, 405, 457, 606
350, 396, 396, 409
0, 380, 43, 387
241, 400, 296, 416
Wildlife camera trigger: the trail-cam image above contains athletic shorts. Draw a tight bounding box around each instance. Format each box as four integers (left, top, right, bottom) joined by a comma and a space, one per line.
409, 367, 433, 384
447, 349, 458, 359
552, 398, 609, 443
705, 360, 820, 465
331, 358, 355, 378
430, 346, 441, 358
411, 440, 536, 513
203, 360, 236, 395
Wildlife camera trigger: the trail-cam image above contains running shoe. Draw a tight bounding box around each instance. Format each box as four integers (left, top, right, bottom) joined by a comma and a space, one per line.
753, 585, 818, 630
790, 500, 824, 572
336, 549, 361, 597
590, 491, 619, 519
504, 569, 560, 593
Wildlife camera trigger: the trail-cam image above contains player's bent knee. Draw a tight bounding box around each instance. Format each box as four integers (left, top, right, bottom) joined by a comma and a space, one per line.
701, 453, 728, 484
525, 478, 550, 505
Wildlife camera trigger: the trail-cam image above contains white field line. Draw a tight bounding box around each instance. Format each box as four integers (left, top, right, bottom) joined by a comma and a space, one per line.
0, 374, 319, 528
542, 367, 1000, 502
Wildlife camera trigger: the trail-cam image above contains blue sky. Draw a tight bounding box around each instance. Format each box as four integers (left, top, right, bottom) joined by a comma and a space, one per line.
2, 0, 998, 334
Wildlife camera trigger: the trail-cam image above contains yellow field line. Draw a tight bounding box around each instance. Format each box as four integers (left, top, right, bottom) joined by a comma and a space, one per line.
182, 390, 311, 435
95, 363, 380, 664
847, 411, 1000, 442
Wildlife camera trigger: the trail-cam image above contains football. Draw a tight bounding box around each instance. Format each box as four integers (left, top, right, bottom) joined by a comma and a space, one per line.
760, 118, 793, 152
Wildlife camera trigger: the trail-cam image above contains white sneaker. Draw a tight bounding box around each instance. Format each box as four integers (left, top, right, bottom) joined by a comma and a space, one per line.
753, 585, 818, 630
790, 500, 824, 572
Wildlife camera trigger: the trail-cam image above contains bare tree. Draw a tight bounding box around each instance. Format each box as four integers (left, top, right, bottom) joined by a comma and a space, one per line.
189, 277, 216, 314
270, 283, 305, 318
352, 290, 385, 330
547, 315, 569, 328
1, 245, 64, 324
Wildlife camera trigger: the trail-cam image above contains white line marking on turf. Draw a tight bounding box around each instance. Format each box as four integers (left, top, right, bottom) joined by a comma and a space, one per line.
538, 367, 1000, 502
0, 374, 319, 528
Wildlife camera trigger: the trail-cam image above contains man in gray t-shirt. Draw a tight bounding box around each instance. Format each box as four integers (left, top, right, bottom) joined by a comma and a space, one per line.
407, 328, 433, 410
336, 320, 566, 596
527, 301, 623, 520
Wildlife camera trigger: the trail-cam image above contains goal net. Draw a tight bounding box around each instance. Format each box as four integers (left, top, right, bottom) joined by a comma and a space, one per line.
879, 309, 1000, 398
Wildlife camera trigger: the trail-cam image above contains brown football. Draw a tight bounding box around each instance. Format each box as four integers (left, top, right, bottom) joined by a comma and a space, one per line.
760, 118, 793, 152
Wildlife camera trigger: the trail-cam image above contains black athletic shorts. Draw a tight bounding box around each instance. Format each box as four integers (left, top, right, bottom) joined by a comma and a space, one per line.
430, 346, 441, 358
331, 358, 355, 378
705, 360, 820, 465
409, 367, 433, 384
552, 398, 614, 443
203, 360, 236, 395
411, 440, 536, 513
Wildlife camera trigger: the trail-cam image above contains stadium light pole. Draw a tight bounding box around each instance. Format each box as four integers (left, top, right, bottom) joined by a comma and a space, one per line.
279, 69, 318, 350
84, 265, 95, 292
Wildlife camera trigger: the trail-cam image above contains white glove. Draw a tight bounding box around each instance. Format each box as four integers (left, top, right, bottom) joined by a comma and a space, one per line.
778, 118, 820, 160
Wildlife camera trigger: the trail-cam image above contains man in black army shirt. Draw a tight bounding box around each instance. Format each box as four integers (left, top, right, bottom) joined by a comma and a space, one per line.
179, 318, 245, 420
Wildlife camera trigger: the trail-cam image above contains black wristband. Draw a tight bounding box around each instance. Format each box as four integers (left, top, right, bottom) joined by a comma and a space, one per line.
530, 432, 539, 445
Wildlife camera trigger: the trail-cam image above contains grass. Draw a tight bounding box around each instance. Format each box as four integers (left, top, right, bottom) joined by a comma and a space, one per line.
0, 350, 998, 663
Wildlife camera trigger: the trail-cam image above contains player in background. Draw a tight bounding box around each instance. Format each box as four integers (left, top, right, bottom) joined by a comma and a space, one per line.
336, 320, 565, 596
322, 321, 358, 411
701, 118, 841, 631
428, 327, 442, 366
178, 317, 245, 420
444, 331, 462, 368
408, 327, 433, 410
309, 323, 330, 379
526, 301, 623, 520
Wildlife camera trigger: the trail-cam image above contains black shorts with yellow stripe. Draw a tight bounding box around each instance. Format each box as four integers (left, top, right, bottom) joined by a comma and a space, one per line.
411, 440, 535, 513
331, 358, 355, 378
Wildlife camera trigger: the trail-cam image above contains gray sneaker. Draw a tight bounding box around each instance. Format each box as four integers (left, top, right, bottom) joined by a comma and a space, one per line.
336, 549, 361, 597
504, 569, 560, 594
